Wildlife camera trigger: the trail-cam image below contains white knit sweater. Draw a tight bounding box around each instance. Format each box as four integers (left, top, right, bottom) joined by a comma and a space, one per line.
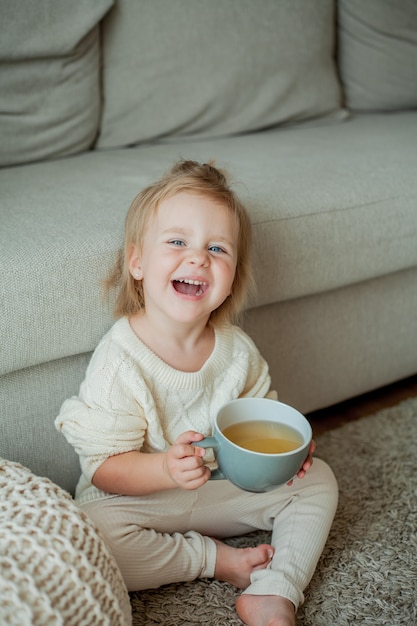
56, 317, 273, 504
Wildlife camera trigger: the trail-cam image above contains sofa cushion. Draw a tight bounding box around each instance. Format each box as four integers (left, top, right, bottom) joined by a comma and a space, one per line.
338, 0, 417, 112
0, 0, 113, 167
97, 0, 344, 149
0, 459, 132, 625
1, 113, 416, 378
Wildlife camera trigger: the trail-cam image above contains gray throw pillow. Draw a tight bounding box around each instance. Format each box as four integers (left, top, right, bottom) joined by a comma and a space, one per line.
97, 0, 344, 149
338, 0, 417, 111
0, 0, 113, 166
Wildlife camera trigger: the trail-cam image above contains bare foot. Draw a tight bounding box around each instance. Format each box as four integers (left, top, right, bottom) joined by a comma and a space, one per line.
213, 540, 274, 589
236, 594, 295, 626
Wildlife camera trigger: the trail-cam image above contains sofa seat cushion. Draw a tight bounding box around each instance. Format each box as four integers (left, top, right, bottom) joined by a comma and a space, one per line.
0, 459, 132, 625
1, 112, 416, 376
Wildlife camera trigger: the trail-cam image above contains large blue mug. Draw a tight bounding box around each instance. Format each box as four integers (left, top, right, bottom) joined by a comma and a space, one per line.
197, 398, 312, 492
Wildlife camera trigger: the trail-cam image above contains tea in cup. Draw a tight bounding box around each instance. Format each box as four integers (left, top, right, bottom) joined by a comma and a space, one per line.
197, 397, 312, 492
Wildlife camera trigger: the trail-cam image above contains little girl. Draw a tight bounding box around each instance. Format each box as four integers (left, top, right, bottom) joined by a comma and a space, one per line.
56, 160, 338, 626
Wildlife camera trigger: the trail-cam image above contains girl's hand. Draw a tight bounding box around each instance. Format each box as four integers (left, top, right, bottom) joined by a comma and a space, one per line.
287, 439, 316, 485
164, 431, 210, 490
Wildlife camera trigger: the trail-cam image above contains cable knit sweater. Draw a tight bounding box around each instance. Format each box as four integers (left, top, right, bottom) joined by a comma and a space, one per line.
55, 317, 273, 504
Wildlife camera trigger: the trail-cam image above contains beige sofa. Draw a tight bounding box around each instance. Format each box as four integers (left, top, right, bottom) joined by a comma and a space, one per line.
1, 1, 417, 621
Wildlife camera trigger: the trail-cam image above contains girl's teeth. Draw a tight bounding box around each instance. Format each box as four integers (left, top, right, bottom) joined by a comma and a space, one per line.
177, 279, 204, 285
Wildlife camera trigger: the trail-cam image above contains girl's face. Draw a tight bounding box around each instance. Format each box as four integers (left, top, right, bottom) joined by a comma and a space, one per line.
129, 192, 238, 326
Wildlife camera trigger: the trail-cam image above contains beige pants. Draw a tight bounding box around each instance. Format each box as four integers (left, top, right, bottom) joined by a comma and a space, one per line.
81, 458, 337, 608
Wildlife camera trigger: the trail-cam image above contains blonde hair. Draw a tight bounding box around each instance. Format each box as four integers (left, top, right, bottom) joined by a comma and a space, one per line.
105, 160, 254, 325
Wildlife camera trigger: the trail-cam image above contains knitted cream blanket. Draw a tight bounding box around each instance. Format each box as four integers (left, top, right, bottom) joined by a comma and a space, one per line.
0, 459, 132, 626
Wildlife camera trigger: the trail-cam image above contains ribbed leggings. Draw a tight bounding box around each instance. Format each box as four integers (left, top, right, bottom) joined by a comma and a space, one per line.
81, 458, 337, 609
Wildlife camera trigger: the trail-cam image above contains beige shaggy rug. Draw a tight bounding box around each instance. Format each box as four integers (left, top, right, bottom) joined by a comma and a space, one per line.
130, 397, 417, 625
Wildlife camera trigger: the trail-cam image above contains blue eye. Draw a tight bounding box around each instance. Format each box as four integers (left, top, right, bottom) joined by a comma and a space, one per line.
170, 240, 185, 246
209, 245, 224, 253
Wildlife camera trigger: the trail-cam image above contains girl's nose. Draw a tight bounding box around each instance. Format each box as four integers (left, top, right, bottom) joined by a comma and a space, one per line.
187, 248, 209, 267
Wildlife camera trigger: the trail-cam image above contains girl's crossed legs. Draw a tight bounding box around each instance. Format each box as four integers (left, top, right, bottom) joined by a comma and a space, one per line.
82, 458, 337, 623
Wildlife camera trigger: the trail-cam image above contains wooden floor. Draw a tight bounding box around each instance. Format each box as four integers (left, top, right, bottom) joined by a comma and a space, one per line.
307, 374, 417, 437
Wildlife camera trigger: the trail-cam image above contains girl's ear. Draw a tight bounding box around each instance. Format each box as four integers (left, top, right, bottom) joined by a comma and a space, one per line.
128, 244, 143, 280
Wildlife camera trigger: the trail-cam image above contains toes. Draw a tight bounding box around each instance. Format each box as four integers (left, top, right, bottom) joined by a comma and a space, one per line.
252, 544, 274, 563
244, 544, 274, 572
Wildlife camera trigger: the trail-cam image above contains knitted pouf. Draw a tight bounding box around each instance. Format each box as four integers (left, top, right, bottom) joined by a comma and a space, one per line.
0, 459, 132, 626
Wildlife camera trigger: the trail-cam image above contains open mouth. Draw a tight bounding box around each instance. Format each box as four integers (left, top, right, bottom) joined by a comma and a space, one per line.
172, 279, 208, 297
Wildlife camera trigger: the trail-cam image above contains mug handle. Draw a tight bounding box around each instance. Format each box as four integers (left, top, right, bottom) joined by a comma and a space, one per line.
192, 437, 225, 481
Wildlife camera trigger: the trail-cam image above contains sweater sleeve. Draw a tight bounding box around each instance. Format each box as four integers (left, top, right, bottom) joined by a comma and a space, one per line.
232, 326, 276, 400
55, 350, 148, 485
